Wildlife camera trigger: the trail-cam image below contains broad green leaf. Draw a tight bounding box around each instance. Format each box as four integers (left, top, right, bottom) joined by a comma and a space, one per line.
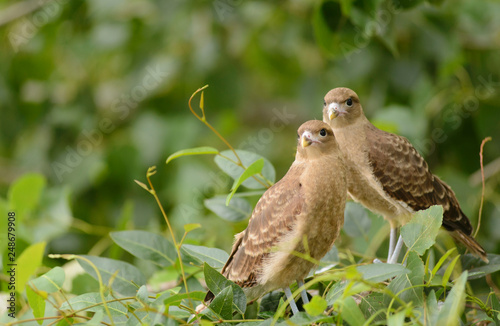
260, 291, 284, 314
214, 150, 275, 189
304, 296, 327, 316
26, 286, 45, 324
136, 285, 150, 304
339, 296, 366, 326
181, 244, 229, 269
359, 292, 385, 322
205, 196, 252, 222
226, 158, 264, 205
17, 241, 46, 293
203, 263, 246, 315
343, 202, 371, 238
77, 255, 146, 296
401, 205, 443, 256
166, 146, 219, 164
423, 290, 439, 326
162, 291, 206, 306
87, 310, 104, 325
28, 266, 65, 293
386, 251, 424, 306
326, 280, 347, 305
110, 230, 176, 267
357, 263, 410, 283
8, 173, 46, 221
60, 292, 128, 315
467, 264, 500, 280
388, 310, 405, 326
209, 286, 233, 320
436, 271, 468, 326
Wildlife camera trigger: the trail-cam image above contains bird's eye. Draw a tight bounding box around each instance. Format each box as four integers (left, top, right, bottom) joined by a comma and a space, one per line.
323, 99, 326, 106
297, 133, 300, 139
319, 128, 327, 137
346, 98, 353, 107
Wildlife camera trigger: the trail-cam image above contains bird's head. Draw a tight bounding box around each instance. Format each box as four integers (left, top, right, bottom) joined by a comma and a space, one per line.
296, 120, 338, 160
322, 87, 363, 127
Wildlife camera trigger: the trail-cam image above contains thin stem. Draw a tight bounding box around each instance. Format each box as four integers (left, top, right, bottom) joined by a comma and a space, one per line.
145, 167, 195, 312
189, 86, 272, 189
474, 136, 491, 238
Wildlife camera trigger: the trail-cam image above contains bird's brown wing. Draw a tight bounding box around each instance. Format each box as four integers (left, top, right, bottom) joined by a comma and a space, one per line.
364, 124, 472, 235
221, 163, 305, 288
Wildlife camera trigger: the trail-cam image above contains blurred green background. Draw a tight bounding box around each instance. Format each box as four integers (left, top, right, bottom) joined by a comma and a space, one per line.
0, 0, 499, 273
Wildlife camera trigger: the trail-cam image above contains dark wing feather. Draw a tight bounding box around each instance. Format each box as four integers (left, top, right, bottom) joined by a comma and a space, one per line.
223, 163, 305, 287
365, 124, 472, 234
365, 125, 487, 262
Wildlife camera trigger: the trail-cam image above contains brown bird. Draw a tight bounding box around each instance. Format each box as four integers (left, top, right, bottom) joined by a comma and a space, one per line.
205, 120, 346, 314
322, 87, 488, 264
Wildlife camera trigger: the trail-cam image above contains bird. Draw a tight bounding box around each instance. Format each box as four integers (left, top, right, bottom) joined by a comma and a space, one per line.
204, 120, 347, 314
322, 87, 488, 264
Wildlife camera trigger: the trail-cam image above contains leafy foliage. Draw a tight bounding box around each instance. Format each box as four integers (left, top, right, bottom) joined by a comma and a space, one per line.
1, 0, 500, 324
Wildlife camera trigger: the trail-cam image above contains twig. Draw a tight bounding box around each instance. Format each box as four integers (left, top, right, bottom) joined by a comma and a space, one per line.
474, 137, 491, 238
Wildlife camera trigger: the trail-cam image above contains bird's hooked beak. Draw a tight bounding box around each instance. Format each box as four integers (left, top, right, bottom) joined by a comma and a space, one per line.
327, 102, 341, 120
301, 131, 320, 148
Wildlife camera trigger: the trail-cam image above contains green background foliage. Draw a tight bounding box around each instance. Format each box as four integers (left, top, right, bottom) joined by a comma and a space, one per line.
0, 0, 499, 324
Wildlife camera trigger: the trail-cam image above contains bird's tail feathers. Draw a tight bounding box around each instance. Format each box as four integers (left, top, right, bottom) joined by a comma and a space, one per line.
450, 230, 489, 263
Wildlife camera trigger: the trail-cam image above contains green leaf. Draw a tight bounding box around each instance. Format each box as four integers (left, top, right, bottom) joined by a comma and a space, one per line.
110, 230, 176, 267
60, 292, 128, 315
162, 291, 206, 306
431, 248, 456, 279
214, 150, 275, 189
77, 255, 146, 296
226, 158, 264, 205
423, 290, 439, 326
442, 255, 461, 287
136, 285, 150, 304
343, 202, 371, 238
359, 292, 385, 322
388, 310, 405, 326
401, 205, 443, 256
209, 286, 234, 320
166, 146, 219, 164
357, 263, 410, 283
340, 296, 366, 326
326, 280, 346, 305
181, 244, 229, 269
26, 286, 45, 324
304, 296, 327, 316
184, 223, 202, 233
490, 290, 500, 325
436, 271, 468, 326
287, 312, 334, 325
205, 196, 252, 222
203, 263, 246, 315
17, 241, 46, 293
28, 266, 65, 293
386, 251, 424, 306
8, 173, 46, 221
